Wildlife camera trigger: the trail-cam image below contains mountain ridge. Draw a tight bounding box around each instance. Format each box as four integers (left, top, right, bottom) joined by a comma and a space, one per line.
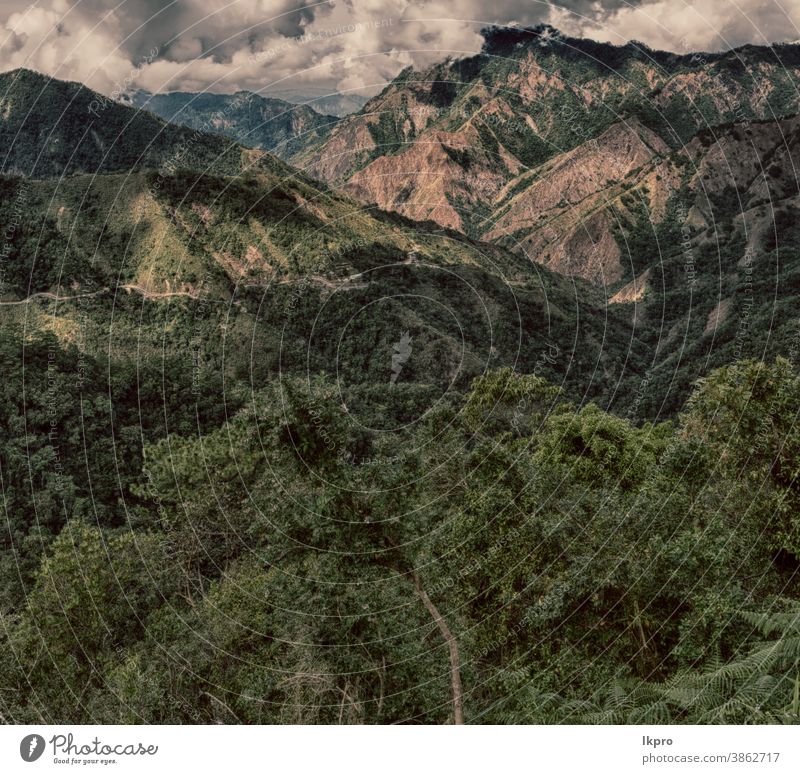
0, 68, 645, 411
0, 67, 255, 178
290, 24, 800, 284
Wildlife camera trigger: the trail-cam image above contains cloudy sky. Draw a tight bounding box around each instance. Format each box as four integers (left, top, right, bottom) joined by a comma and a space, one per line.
1, 0, 799, 99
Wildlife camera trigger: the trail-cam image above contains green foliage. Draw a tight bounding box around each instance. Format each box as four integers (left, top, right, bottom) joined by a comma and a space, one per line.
0, 69, 244, 178
463, 367, 563, 436
531, 600, 800, 724
682, 358, 800, 555
2, 357, 799, 723
0, 328, 238, 611
0, 521, 172, 722
367, 111, 408, 157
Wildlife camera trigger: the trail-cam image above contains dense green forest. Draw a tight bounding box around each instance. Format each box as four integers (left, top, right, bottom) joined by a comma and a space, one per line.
1, 335, 798, 722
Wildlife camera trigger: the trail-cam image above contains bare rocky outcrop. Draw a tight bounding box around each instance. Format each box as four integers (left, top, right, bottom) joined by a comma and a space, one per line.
487, 122, 668, 283
705, 297, 732, 334
345, 127, 509, 232
609, 268, 651, 304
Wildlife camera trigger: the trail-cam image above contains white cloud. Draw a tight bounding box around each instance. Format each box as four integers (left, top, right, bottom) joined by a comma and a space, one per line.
549, 0, 800, 52
1, 0, 799, 99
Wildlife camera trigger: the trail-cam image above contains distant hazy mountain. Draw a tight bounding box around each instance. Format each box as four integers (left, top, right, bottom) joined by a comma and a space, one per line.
2, 52, 798, 417
130, 89, 339, 161
263, 89, 371, 117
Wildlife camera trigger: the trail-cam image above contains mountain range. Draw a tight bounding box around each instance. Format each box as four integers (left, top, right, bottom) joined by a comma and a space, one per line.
3, 25, 799, 415
287, 25, 800, 414
2, 24, 800, 727
293, 26, 800, 271
0, 62, 640, 418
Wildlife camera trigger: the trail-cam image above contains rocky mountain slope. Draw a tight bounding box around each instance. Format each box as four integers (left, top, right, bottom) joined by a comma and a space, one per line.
293, 25, 800, 288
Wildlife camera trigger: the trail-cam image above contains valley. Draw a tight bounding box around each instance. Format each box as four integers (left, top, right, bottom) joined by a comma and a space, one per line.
1, 24, 799, 727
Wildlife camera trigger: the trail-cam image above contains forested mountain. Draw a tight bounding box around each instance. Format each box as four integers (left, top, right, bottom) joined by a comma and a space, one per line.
0, 68, 250, 177
0, 39, 799, 726
131, 89, 338, 161
0, 87, 640, 403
